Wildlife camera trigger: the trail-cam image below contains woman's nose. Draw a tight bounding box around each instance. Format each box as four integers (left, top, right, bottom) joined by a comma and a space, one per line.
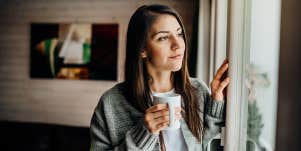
171, 36, 181, 50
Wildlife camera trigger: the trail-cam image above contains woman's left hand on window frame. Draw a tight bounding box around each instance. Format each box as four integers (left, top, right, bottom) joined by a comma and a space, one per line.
210, 59, 230, 101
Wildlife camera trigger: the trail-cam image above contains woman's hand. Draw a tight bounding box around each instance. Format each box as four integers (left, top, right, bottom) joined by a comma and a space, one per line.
211, 59, 230, 101
144, 104, 181, 134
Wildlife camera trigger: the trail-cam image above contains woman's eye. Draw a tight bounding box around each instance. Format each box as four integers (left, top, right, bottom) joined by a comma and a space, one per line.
158, 36, 168, 41
178, 32, 184, 37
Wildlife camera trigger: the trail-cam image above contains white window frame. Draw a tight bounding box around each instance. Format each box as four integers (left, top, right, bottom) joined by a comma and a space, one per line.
225, 0, 252, 150
197, 0, 252, 150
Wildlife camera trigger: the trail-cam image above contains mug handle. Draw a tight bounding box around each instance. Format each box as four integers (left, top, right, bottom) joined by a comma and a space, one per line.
168, 102, 174, 128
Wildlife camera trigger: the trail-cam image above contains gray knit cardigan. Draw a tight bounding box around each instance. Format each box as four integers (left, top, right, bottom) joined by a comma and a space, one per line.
90, 78, 225, 151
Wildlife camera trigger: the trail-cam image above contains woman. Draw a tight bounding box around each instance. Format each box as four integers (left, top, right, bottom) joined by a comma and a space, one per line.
90, 4, 229, 151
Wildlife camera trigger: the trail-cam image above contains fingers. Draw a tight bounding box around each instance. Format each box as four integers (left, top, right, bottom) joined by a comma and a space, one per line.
144, 105, 182, 134
174, 107, 182, 114
152, 109, 169, 119
156, 121, 169, 130
214, 60, 229, 80
153, 115, 169, 125
216, 77, 230, 93
146, 104, 168, 113
153, 114, 182, 126
149, 112, 182, 133
223, 58, 229, 64
211, 58, 230, 101
151, 106, 181, 119
174, 111, 182, 120
214, 63, 228, 80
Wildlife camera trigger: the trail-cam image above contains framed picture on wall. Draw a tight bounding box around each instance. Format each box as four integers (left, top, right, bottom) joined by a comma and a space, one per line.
30, 23, 118, 80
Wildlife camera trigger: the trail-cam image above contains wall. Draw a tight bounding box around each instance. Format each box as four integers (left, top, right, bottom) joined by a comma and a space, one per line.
276, 0, 301, 150
0, 0, 196, 127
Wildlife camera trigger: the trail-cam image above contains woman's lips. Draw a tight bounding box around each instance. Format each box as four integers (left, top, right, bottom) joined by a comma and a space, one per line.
169, 54, 183, 59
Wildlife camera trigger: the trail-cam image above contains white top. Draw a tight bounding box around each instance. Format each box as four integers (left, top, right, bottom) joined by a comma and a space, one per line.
152, 89, 188, 151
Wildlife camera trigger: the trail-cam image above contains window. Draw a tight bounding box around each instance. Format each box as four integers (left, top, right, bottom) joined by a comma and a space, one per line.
196, 0, 281, 150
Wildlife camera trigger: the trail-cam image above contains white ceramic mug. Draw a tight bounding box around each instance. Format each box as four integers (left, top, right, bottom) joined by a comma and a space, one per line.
153, 93, 181, 130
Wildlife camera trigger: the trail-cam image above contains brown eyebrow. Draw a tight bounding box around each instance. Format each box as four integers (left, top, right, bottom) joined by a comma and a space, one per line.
151, 27, 182, 39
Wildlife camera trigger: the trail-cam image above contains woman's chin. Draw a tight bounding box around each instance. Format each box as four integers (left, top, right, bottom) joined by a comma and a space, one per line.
170, 64, 182, 71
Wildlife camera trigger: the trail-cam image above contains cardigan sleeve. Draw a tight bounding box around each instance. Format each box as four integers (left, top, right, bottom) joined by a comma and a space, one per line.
202, 97, 225, 150
90, 95, 159, 151
193, 79, 226, 150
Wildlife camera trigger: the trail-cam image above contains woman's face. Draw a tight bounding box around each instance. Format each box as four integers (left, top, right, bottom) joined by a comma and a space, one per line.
142, 14, 185, 72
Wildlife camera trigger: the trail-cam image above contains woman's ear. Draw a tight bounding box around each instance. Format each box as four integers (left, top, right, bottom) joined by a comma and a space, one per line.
140, 50, 147, 58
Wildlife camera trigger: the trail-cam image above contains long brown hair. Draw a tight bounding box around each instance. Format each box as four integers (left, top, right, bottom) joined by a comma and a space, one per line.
124, 4, 203, 142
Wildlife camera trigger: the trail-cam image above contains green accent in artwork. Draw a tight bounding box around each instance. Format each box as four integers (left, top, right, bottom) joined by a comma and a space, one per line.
44, 39, 52, 73
83, 43, 91, 64
44, 39, 51, 57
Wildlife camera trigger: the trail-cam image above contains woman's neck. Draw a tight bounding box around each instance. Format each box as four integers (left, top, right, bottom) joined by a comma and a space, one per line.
148, 71, 173, 93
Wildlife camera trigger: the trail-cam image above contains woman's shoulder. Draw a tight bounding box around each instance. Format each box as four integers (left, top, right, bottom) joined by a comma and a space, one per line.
100, 82, 126, 99
189, 77, 210, 94
93, 82, 143, 121
95, 82, 128, 110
